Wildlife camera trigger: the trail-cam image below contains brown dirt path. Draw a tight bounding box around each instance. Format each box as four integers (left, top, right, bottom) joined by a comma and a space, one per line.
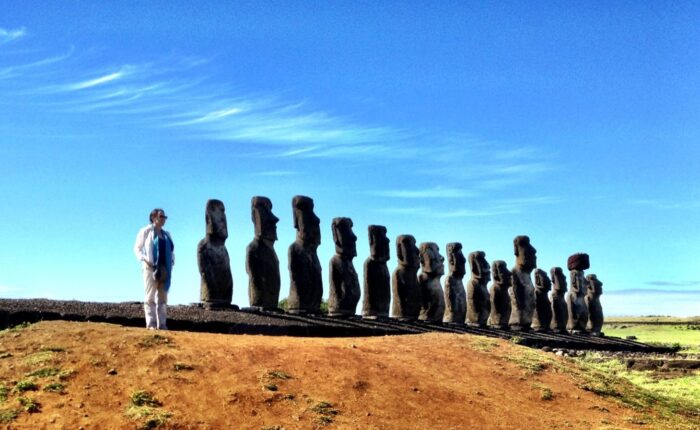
0, 321, 663, 429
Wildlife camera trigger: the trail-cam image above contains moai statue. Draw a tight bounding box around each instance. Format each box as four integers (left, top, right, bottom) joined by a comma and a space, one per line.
549, 267, 569, 334
531, 268, 553, 332
586, 274, 604, 336
391, 235, 421, 320
327, 217, 361, 317
418, 242, 446, 323
246, 196, 280, 310
508, 235, 537, 331
362, 225, 391, 319
466, 251, 491, 327
489, 260, 512, 329
566, 253, 590, 333
287, 196, 323, 314
443, 243, 467, 324
197, 199, 234, 308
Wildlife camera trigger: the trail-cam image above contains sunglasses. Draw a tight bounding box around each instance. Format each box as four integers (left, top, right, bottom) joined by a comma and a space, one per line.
158, 215, 168, 220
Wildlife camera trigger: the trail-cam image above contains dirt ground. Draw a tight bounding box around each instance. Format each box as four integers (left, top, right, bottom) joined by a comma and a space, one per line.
0, 321, 663, 429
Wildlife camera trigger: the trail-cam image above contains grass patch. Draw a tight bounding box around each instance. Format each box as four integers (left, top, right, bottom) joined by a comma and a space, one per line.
0, 408, 19, 423
604, 323, 700, 354
44, 382, 66, 394
13, 380, 38, 393
173, 363, 194, 371
131, 390, 162, 408
540, 387, 553, 401
58, 369, 77, 381
39, 345, 66, 353
138, 334, 172, 348
504, 348, 551, 375
263, 383, 278, 392
23, 351, 54, 366
470, 338, 499, 352
266, 370, 292, 380
26, 367, 60, 378
125, 405, 172, 429
312, 401, 339, 424
18, 396, 40, 413
0, 385, 8, 402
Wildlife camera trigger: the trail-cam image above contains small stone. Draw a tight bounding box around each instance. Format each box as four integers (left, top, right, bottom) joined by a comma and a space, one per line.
541, 346, 553, 353
107, 368, 117, 375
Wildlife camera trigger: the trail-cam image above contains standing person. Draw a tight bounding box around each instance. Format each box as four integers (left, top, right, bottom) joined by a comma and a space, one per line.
133, 208, 175, 330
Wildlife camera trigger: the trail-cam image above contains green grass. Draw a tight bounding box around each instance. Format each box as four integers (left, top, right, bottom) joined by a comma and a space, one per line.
126, 390, 170, 429
13, 380, 38, 393
138, 334, 173, 348
607, 316, 700, 324
0, 408, 19, 423
23, 351, 55, 366
604, 323, 700, 354
18, 396, 40, 413
26, 367, 61, 378
503, 347, 552, 375
173, 363, 194, 371
44, 382, 66, 393
130, 390, 162, 407
0, 384, 8, 402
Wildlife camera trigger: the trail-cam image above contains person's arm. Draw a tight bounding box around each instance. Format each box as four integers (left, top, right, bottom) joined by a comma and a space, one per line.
133, 227, 146, 263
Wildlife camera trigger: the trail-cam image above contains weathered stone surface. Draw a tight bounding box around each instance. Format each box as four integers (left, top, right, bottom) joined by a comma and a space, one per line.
362, 225, 391, 319
509, 235, 536, 331
287, 196, 323, 314
586, 274, 604, 336
550, 267, 569, 333
532, 268, 553, 332
246, 196, 280, 310
443, 242, 466, 324
418, 242, 446, 323
489, 260, 512, 329
198, 199, 234, 307
567, 253, 590, 271
567, 262, 589, 333
466, 250, 491, 327
391, 235, 421, 320
327, 217, 361, 317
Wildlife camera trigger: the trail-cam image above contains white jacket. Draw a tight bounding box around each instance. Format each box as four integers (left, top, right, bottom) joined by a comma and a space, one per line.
133, 224, 175, 269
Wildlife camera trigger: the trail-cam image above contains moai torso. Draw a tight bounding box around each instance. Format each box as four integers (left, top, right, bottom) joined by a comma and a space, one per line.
391, 235, 421, 320
586, 274, 604, 335
531, 268, 553, 332
198, 199, 233, 307
287, 196, 323, 314
549, 267, 569, 333
418, 242, 446, 323
443, 242, 466, 324
489, 260, 512, 329
466, 250, 491, 327
328, 217, 361, 317
566, 253, 590, 332
246, 197, 280, 309
508, 236, 537, 330
362, 225, 391, 319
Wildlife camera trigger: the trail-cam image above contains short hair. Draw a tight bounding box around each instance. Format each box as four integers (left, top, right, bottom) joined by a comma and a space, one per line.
149, 208, 164, 223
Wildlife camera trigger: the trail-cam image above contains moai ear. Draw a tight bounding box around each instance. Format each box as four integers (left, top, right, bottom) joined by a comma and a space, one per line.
331, 219, 341, 246
396, 237, 404, 262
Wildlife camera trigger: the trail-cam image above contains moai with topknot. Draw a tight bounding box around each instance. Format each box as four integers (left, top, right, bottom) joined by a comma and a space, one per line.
443, 242, 466, 324
362, 225, 391, 319
549, 267, 569, 334
246, 196, 280, 310
391, 235, 421, 320
531, 268, 553, 332
287, 196, 323, 314
489, 260, 512, 329
586, 274, 604, 336
566, 253, 590, 333
418, 242, 446, 323
466, 251, 491, 327
509, 235, 537, 331
198, 199, 235, 309
327, 217, 361, 317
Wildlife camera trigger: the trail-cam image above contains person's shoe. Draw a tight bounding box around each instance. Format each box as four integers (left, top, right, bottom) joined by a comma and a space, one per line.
147, 327, 156, 330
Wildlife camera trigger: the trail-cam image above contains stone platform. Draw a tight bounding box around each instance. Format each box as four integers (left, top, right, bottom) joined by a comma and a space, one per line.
0, 299, 668, 353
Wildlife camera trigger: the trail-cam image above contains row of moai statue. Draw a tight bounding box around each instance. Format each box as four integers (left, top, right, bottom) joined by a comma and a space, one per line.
196, 196, 604, 335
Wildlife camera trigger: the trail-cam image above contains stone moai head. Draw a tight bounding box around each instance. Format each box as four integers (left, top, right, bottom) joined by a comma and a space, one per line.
586, 274, 603, 296
446, 242, 466, 278
550, 267, 568, 293
534, 268, 552, 292
396, 234, 420, 268
205, 199, 228, 240
251, 196, 279, 241
468, 251, 491, 283
419, 242, 445, 276
514, 235, 537, 272
567, 253, 590, 271
368, 225, 390, 262
292, 195, 321, 247
332, 217, 357, 257
491, 260, 511, 285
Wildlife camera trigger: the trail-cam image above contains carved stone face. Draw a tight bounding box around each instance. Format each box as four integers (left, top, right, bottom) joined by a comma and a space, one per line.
447, 242, 466, 278
550, 267, 567, 293
514, 235, 537, 272
586, 274, 603, 296
293, 195, 321, 247
491, 260, 510, 284
468, 251, 490, 282
420, 242, 444, 276
206, 199, 228, 240
368, 225, 390, 262
396, 235, 419, 268
252, 196, 278, 241
534, 268, 552, 292
332, 217, 357, 257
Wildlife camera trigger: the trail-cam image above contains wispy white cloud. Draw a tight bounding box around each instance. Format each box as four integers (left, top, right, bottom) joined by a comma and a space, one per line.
607, 288, 700, 296
628, 199, 700, 210
67, 70, 126, 90
255, 170, 299, 177
0, 27, 26, 44
645, 280, 700, 287
369, 187, 476, 199
376, 196, 559, 218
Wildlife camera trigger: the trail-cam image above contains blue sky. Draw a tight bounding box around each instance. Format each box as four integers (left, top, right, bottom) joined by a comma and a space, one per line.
1, 1, 699, 316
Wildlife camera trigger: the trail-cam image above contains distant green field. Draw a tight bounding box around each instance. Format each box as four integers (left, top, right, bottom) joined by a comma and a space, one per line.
607, 316, 700, 324
604, 318, 700, 354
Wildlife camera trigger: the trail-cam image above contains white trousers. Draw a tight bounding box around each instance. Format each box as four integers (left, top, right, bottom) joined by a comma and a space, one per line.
143, 267, 168, 329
